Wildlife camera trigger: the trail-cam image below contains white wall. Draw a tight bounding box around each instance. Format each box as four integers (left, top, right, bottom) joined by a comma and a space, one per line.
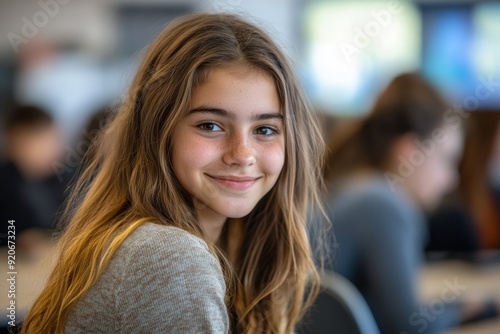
0, 0, 117, 58
0, 0, 302, 60
200, 0, 302, 60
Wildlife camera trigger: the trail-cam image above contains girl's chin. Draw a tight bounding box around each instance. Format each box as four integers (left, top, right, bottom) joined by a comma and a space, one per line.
221, 210, 253, 219
195, 201, 255, 220
216, 206, 255, 219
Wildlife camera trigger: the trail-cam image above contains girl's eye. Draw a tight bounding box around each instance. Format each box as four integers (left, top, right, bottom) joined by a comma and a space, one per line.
254, 126, 278, 136
198, 122, 222, 132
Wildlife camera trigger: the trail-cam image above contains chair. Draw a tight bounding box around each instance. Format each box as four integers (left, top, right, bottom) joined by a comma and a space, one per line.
296, 270, 380, 334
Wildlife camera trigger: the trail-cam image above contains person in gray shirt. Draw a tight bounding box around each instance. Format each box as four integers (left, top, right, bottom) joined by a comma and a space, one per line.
20, 13, 325, 334
313, 73, 499, 333
322, 176, 463, 333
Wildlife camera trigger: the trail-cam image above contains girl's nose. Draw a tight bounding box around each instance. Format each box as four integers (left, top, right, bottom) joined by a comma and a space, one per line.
222, 135, 256, 167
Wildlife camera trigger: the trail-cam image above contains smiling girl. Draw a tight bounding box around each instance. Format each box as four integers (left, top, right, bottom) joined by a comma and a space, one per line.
20, 13, 325, 334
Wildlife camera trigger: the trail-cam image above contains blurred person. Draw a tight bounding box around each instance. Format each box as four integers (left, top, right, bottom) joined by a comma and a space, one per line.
311, 73, 499, 333
427, 111, 500, 253
0, 105, 66, 254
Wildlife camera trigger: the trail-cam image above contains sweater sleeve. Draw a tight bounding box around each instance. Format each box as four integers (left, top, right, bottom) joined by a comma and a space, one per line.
64, 223, 229, 334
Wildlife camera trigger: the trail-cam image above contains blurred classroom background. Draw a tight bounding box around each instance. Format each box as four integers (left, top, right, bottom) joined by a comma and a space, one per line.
1, 0, 500, 333
1, 0, 500, 140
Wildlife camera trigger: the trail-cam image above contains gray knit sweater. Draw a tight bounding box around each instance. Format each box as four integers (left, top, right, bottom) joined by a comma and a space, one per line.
65, 223, 229, 333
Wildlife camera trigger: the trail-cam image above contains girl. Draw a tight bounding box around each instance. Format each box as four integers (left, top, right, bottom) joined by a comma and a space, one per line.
20, 13, 325, 334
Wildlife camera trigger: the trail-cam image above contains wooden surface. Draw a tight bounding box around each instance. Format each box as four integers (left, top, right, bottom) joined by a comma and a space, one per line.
420, 258, 500, 334
1, 245, 57, 323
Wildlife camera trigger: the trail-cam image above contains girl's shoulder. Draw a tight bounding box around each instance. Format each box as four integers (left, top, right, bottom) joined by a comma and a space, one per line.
123, 222, 209, 251
66, 225, 228, 333
115, 222, 219, 272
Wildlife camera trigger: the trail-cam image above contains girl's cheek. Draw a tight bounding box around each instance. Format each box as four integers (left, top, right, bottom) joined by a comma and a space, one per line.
259, 143, 285, 171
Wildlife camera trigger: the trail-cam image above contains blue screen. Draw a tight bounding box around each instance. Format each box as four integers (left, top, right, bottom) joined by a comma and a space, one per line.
421, 3, 500, 109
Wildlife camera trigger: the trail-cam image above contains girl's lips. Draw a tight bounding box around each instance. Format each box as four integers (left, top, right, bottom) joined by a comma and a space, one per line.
206, 174, 260, 191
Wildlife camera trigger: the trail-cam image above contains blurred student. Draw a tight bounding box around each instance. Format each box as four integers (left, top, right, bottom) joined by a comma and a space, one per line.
427, 111, 500, 252
0, 105, 66, 252
313, 73, 498, 333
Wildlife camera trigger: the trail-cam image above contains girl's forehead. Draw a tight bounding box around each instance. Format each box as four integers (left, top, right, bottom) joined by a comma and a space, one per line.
189, 66, 283, 113
195, 62, 276, 89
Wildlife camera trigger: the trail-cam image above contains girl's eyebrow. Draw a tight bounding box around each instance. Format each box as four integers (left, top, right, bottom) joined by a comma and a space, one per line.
189, 106, 283, 122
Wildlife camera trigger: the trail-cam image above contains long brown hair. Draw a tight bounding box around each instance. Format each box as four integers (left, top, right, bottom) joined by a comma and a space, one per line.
325, 72, 448, 182
21, 13, 325, 334
458, 110, 500, 248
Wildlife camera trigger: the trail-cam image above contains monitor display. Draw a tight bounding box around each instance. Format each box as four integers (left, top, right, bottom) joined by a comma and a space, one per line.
421, 2, 500, 110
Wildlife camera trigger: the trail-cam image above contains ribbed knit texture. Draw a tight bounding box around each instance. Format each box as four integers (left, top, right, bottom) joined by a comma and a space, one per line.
65, 223, 229, 333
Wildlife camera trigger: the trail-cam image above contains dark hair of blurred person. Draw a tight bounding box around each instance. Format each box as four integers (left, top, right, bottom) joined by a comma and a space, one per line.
325, 73, 461, 209
0, 105, 67, 254
428, 111, 500, 252
311, 73, 499, 334
75, 107, 113, 172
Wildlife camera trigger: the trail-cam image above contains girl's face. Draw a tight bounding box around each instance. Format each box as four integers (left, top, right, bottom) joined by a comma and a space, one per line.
171, 66, 285, 224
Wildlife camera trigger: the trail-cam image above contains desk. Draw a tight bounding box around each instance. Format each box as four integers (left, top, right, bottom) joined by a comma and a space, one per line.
1, 245, 57, 323
420, 259, 500, 334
